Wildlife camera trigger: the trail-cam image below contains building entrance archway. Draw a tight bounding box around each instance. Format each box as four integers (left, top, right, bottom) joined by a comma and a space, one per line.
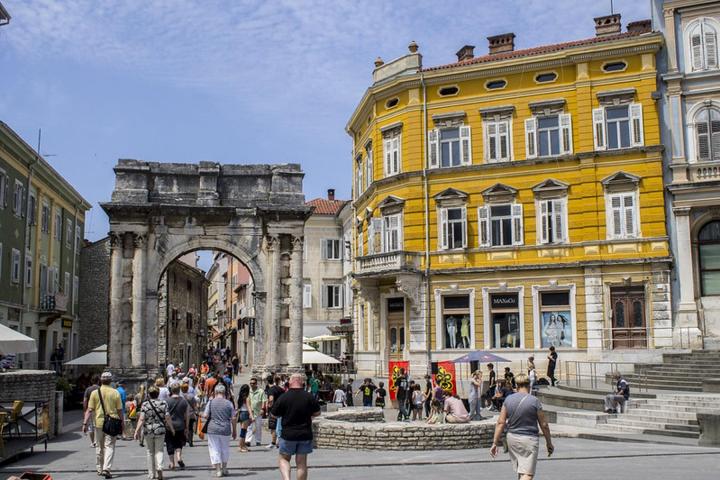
101, 160, 311, 381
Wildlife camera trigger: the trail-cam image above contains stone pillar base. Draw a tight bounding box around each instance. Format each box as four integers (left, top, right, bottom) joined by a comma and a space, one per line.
114, 367, 162, 393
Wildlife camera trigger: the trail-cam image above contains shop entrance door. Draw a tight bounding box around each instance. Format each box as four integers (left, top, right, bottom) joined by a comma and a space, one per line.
610, 286, 647, 349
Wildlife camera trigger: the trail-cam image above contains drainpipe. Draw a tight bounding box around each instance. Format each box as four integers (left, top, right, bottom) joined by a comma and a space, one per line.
21, 130, 41, 313
420, 72, 432, 372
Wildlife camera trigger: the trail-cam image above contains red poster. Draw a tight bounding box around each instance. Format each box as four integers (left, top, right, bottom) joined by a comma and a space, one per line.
435, 361, 457, 396
388, 361, 409, 401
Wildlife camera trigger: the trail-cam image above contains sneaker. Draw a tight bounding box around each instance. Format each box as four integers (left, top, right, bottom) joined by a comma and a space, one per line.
101, 471, 113, 479
91, 442, 97, 448
178, 460, 185, 470
215, 470, 223, 478
265, 443, 275, 449
255, 442, 261, 447
157, 472, 163, 480
222, 468, 229, 476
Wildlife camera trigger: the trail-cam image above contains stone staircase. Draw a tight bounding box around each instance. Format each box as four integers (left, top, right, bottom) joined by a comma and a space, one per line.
615, 350, 720, 392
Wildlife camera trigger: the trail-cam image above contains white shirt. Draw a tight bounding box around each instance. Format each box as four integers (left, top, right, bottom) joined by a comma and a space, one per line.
158, 387, 170, 401
166, 364, 175, 377
333, 389, 346, 404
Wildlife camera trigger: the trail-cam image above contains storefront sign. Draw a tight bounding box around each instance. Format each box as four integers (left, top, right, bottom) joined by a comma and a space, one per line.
247, 318, 255, 337
491, 293, 518, 309
62, 318, 73, 329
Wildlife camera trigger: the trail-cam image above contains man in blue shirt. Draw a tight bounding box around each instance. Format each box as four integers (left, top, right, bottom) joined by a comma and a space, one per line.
604, 373, 630, 414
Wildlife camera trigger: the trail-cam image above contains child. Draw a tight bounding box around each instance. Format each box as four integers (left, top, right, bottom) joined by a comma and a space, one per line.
411, 384, 424, 420
375, 381, 387, 408
426, 399, 445, 424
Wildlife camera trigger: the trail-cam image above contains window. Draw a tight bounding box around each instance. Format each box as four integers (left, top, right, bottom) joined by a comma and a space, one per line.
13, 180, 24, 217
65, 219, 73, 248
537, 198, 567, 244
75, 225, 82, 251
73, 275, 79, 304
383, 214, 402, 252
28, 193, 36, 225
441, 295, 471, 349
24, 252, 32, 287
478, 204, 523, 247
355, 156, 363, 198
688, 19, 718, 71
322, 239, 341, 260
385, 97, 399, 108
485, 79, 507, 90
602, 61, 627, 72
0, 169, 6, 209
484, 119, 511, 162
428, 126, 471, 168
365, 145, 373, 190
490, 293, 521, 348
64, 271, 71, 296
357, 229, 364, 257
593, 103, 643, 150
535, 72, 558, 83
303, 284, 312, 308
186, 312, 193, 331
439, 207, 467, 250
383, 133, 401, 176
525, 114, 572, 158
41, 202, 50, 233
323, 284, 342, 309
699, 221, 720, 295
11, 249, 20, 284
607, 192, 639, 239
695, 107, 720, 161
539, 291, 573, 348
54, 212, 62, 241
438, 85, 459, 96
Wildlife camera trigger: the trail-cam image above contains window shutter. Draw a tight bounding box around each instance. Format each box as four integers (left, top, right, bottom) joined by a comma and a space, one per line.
461, 207, 467, 248
321, 239, 327, 260
623, 194, 636, 237
593, 108, 606, 151
629, 103, 644, 147
321, 285, 328, 308
539, 200, 549, 244
459, 125, 472, 165
553, 199, 566, 242
485, 122, 496, 162
366, 148, 373, 186
692, 33, 703, 70
372, 218, 383, 254
499, 121, 509, 161
340, 285, 345, 308
393, 136, 401, 173
560, 113, 573, 154
478, 206, 489, 247
706, 30, 718, 69
512, 203, 524, 245
525, 117, 537, 159
428, 129, 439, 168
610, 195, 622, 238
303, 284, 311, 308
383, 138, 392, 176
367, 221, 375, 255
711, 114, 720, 160
698, 121, 711, 160
397, 214, 404, 250
439, 208, 448, 250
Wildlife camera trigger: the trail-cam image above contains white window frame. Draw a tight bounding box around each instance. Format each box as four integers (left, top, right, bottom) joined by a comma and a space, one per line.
478, 203, 524, 247
593, 103, 643, 151
54, 211, 62, 241
438, 206, 467, 250
536, 197, 568, 244
25, 253, 33, 288
531, 284, 577, 349
428, 125, 472, 168
41, 202, 50, 234
28, 192, 36, 226
64, 271, 71, 296
355, 157, 363, 199
605, 191, 640, 240
434, 288, 475, 350
484, 118, 511, 163
322, 284, 343, 309
365, 145, 373, 189
482, 286, 525, 349
382, 213, 403, 252
693, 106, 720, 162
687, 18, 719, 72
357, 229, 364, 257
73, 275, 79, 305
13, 180, 24, 217
525, 114, 572, 159
11, 248, 21, 284
75, 225, 82, 252
303, 283, 312, 308
383, 133, 401, 177
65, 219, 73, 248
321, 238, 342, 260
0, 168, 6, 209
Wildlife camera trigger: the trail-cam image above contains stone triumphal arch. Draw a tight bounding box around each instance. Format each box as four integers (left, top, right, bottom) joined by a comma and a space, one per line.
101, 160, 311, 382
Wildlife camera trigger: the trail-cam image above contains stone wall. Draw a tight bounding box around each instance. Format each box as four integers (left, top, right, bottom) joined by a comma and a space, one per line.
79, 238, 110, 355
0, 370, 57, 437
313, 407, 494, 450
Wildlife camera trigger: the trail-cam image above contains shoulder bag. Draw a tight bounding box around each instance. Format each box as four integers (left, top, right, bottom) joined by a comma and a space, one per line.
201, 400, 212, 434
97, 387, 123, 437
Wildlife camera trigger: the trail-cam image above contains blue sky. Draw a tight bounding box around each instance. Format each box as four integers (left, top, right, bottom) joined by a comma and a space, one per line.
0, 0, 650, 243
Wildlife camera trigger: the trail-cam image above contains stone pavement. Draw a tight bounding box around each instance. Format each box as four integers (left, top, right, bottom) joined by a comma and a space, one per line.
1, 411, 719, 480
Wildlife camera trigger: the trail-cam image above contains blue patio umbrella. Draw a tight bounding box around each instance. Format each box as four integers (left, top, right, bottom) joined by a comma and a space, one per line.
452, 350, 511, 363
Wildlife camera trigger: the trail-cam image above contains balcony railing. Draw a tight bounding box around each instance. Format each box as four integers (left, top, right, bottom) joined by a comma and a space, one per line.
40, 293, 67, 312
356, 251, 421, 275
692, 162, 720, 182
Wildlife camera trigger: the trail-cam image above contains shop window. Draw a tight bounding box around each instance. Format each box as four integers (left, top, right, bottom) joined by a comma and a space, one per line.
539, 291, 572, 348
442, 295, 471, 349
699, 220, 720, 295
490, 293, 520, 348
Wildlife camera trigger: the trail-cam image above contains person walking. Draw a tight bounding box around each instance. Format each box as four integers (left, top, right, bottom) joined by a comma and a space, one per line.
134, 385, 173, 480
236, 384, 252, 452
468, 369, 483, 420
165, 384, 190, 470
271, 373, 321, 480
203, 384, 237, 477
490, 373, 554, 480
344, 378, 355, 407
482, 363, 497, 410
83, 371, 124, 478
395, 368, 410, 421
181, 382, 198, 447
246, 377, 267, 448
83, 374, 100, 448
375, 381, 387, 409
547, 346, 558, 387
332, 384, 346, 406
267, 376, 286, 449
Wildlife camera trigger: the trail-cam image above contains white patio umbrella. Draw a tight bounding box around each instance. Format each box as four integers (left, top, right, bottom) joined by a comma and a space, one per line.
0, 322, 37, 355
302, 344, 341, 365
64, 344, 107, 366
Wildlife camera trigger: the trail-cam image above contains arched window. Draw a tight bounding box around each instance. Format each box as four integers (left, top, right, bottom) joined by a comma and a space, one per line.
698, 221, 720, 295
695, 107, 720, 161
689, 19, 718, 71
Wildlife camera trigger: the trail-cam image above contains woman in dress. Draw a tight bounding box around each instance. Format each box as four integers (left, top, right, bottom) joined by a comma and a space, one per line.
203, 384, 237, 477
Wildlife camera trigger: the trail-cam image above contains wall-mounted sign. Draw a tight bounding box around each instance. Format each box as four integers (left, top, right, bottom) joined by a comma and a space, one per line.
248, 318, 255, 337
491, 293, 518, 309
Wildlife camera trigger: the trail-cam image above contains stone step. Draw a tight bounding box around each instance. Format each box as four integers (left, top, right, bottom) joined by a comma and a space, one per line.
621, 375, 702, 385
631, 401, 720, 411
598, 423, 699, 438
623, 408, 699, 421
617, 413, 698, 425
605, 417, 700, 432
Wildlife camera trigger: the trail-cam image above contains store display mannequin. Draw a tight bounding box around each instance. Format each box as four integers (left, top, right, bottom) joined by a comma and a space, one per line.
446, 316, 458, 349
460, 316, 470, 348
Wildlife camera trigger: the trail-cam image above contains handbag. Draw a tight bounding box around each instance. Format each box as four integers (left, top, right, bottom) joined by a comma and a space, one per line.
201, 400, 212, 434
97, 387, 123, 437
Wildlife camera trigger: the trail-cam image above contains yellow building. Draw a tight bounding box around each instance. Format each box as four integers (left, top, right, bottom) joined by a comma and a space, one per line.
346, 15, 672, 377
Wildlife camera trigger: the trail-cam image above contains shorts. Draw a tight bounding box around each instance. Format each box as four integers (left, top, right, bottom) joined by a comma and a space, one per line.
165, 429, 186, 454
279, 438, 313, 456
238, 411, 250, 423
507, 432, 539, 475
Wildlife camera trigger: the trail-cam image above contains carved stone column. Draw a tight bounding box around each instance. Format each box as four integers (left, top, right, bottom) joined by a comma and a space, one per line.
131, 233, 147, 367
108, 232, 124, 368
675, 207, 699, 327
289, 235, 304, 371
264, 235, 280, 370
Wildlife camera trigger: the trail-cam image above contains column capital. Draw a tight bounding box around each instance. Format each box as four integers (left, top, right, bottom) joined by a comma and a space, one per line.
109, 231, 123, 248
132, 232, 147, 247
264, 234, 280, 251
291, 235, 304, 250
673, 206, 692, 216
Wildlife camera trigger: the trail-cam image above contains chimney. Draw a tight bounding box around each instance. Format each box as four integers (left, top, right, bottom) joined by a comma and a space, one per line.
627, 19, 651, 35
327, 188, 335, 201
456, 45, 475, 62
594, 13, 622, 36
487, 33, 515, 55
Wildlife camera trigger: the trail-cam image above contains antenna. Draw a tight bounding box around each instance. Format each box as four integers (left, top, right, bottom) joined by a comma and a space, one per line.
610, 0, 614, 15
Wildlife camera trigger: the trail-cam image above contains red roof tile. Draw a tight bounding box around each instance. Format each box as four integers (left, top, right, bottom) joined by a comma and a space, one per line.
306, 198, 348, 215
422, 29, 651, 72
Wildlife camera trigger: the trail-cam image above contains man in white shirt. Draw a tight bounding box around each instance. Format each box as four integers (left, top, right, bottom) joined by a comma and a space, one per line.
332, 386, 346, 406
166, 362, 175, 378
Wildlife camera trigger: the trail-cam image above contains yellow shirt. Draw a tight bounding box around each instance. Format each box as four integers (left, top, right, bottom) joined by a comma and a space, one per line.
88, 385, 122, 428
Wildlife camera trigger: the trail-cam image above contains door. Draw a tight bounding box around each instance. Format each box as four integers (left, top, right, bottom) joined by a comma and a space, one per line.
610, 286, 647, 349
387, 297, 405, 360
38, 329, 47, 369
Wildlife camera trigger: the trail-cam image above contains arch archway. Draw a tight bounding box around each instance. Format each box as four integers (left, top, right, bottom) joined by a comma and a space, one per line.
102, 160, 311, 381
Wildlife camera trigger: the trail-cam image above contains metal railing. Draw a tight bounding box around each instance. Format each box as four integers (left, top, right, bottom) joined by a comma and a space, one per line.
562, 360, 647, 391
586, 325, 702, 350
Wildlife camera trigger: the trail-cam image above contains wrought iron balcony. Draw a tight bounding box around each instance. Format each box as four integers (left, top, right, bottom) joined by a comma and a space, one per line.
356, 251, 421, 276
40, 293, 67, 313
